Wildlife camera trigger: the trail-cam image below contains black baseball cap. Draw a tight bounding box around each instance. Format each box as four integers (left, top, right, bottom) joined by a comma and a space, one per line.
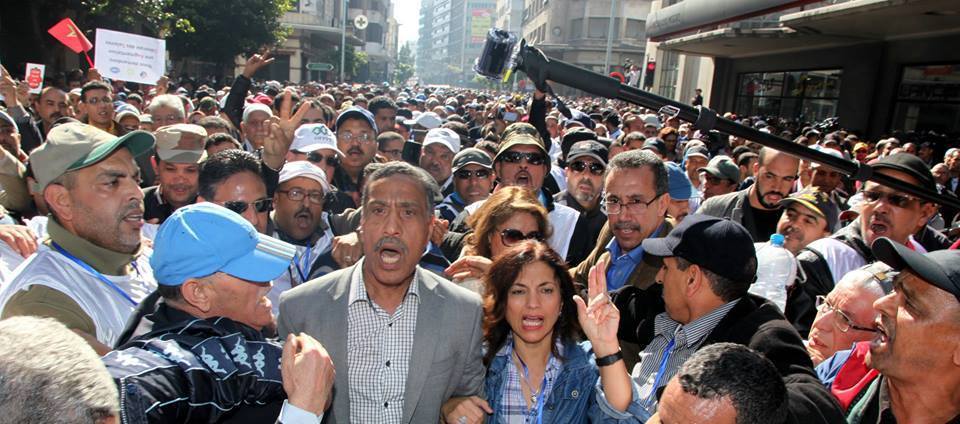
779, 187, 840, 232
870, 153, 936, 192
567, 140, 609, 166
560, 127, 598, 160
642, 214, 757, 282
872, 237, 960, 301
642, 138, 667, 156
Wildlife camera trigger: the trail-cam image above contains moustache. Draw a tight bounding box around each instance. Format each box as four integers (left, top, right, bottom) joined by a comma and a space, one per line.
577, 178, 595, 189
374, 236, 408, 255
613, 221, 641, 232
294, 206, 313, 219
348, 147, 364, 155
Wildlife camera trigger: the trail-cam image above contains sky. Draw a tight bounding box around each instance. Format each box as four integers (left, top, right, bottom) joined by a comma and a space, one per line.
394, 0, 421, 49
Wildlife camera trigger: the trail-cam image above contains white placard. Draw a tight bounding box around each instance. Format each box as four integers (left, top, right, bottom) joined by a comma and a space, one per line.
25, 63, 45, 94
94, 28, 166, 85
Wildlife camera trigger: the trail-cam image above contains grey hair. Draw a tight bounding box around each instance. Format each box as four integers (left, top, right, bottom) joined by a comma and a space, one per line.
606, 149, 668, 196
147, 94, 186, 119
836, 262, 895, 299
676, 256, 756, 302
361, 161, 441, 214
0, 316, 118, 423
676, 343, 788, 424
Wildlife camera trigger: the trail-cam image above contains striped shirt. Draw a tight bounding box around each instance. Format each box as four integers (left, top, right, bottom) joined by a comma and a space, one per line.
346, 259, 420, 424
496, 337, 564, 424
632, 298, 740, 415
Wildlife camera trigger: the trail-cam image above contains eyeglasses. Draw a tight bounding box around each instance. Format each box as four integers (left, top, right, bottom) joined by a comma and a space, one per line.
569, 160, 605, 176
700, 174, 730, 186
602, 193, 663, 215
83, 96, 113, 105
379, 148, 402, 157
861, 190, 918, 208
223, 198, 273, 214
500, 228, 545, 246
307, 151, 341, 167
339, 131, 374, 144
498, 151, 547, 166
815, 296, 878, 333
277, 188, 325, 205
454, 169, 492, 180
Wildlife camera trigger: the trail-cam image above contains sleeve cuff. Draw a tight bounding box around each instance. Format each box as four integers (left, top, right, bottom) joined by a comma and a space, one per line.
278, 400, 322, 424
594, 375, 650, 421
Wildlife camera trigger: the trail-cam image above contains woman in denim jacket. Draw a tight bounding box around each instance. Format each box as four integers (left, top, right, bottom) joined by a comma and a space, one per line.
441, 241, 639, 423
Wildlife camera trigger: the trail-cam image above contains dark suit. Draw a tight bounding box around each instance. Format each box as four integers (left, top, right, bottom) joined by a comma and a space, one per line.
277, 262, 485, 423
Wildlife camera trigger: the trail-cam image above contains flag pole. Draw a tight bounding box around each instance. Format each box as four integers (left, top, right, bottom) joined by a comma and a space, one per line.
83, 51, 94, 68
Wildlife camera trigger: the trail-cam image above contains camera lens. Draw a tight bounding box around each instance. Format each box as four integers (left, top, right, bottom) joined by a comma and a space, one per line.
474, 29, 517, 80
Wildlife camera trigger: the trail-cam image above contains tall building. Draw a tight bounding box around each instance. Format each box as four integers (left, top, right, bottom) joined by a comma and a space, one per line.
496, 0, 524, 33
518, 0, 653, 95
416, 0, 497, 86
649, 0, 960, 137
643, 0, 712, 106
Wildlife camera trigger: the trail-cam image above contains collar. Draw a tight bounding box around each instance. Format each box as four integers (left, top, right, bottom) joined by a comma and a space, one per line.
447, 191, 467, 208
605, 221, 665, 261
46, 217, 140, 275
538, 188, 555, 212
653, 298, 740, 349
347, 258, 421, 306
494, 333, 566, 362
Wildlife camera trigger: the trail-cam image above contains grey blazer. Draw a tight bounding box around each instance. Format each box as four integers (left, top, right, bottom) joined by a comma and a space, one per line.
278, 262, 485, 424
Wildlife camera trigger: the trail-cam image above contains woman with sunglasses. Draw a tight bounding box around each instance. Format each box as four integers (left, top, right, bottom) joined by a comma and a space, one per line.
445, 187, 550, 293
807, 262, 894, 366
442, 241, 627, 423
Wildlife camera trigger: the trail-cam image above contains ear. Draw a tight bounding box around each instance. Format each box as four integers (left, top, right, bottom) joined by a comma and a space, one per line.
43, 184, 74, 222
753, 160, 761, 177
685, 263, 705, 298
657, 192, 671, 218
151, 156, 159, 174
918, 202, 938, 228
180, 278, 214, 313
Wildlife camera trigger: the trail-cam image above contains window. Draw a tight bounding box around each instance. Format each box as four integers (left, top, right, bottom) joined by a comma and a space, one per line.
588, 18, 608, 38
892, 64, 960, 133
625, 19, 645, 39
366, 23, 383, 43
570, 18, 583, 40
735, 69, 841, 122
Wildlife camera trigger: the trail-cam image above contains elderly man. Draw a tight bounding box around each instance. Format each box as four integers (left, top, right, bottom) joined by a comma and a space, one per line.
0, 123, 156, 351
419, 127, 460, 196
268, 161, 339, 312
240, 103, 274, 153
436, 148, 494, 222
786, 154, 940, 337
775, 187, 839, 255
698, 147, 800, 242
103, 202, 336, 423
817, 238, 960, 423
143, 124, 207, 223
650, 343, 843, 424
279, 162, 485, 423
147, 93, 187, 129
586, 215, 815, 420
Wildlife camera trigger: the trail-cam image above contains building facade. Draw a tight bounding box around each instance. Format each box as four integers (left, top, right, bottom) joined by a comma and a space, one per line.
416, 0, 497, 86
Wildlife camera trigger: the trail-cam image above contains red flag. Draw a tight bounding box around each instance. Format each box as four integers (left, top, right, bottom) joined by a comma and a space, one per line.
48, 18, 93, 54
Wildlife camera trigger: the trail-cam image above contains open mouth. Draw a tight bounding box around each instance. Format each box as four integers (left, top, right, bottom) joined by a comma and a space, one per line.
874, 320, 890, 344
869, 220, 889, 237
515, 172, 531, 185
379, 247, 402, 265
521, 315, 544, 330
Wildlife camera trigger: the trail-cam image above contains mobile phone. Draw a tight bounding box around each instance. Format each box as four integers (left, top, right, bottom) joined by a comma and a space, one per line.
503, 111, 518, 122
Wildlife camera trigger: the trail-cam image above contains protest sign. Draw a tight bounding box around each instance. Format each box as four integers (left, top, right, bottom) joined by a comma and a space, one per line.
94, 29, 165, 85
25, 63, 45, 94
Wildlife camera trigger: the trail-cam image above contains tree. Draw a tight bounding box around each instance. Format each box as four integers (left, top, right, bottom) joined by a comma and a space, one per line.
323, 46, 367, 82
392, 42, 414, 85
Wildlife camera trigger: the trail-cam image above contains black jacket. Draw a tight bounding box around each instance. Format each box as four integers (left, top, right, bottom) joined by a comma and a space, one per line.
104, 303, 287, 423
696, 188, 778, 242
554, 190, 606, 268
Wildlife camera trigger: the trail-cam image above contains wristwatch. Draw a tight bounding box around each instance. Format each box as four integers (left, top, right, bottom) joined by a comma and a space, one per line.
596, 350, 623, 367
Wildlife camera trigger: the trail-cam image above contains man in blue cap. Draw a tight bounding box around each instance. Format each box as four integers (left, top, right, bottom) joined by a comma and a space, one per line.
665, 162, 696, 222
103, 202, 336, 423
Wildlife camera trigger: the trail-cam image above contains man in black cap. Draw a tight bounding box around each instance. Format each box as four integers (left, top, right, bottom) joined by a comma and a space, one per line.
436, 148, 494, 222
583, 214, 821, 420
786, 153, 942, 337
817, 237, 960, 423
556, 140, 609, 265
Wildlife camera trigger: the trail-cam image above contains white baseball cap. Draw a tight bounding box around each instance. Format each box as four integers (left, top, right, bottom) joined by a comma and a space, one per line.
422, 127, 460, 155
404, 111, 443, 129
278, 160, 331, 194
291, 123, 342, 155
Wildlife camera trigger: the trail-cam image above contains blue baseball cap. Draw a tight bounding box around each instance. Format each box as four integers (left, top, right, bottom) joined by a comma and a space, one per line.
150, 202, 297, 286
335, 106, 378, 133
665, 162, 694, 201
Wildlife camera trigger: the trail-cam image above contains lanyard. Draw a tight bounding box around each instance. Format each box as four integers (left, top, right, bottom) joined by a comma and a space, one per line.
645, 337, 677, 407
50, 241, 139, 307
515, 350, 549, 424
293, 243, 313, 283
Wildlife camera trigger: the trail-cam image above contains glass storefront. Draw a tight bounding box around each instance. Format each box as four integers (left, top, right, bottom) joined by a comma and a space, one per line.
735, 69, 841, 122
891, 64, 960, 133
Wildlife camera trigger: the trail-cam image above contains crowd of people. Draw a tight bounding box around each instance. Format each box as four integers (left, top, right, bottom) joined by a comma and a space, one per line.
0, 50, 959, 424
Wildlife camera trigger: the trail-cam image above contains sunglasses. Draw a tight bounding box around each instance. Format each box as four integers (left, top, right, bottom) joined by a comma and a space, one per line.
499, 151, 547, 166
454, 169, 492, 180
500, 228, 544, 246
307, 151, 341, 167
569, 160, 605, 176
861, 190, 918, 208
223, 198, 273, 214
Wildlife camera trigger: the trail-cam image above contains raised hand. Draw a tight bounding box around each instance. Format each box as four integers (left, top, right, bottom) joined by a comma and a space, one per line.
261, 98, 312, 170
155, 75, 169, 95
574, 256, 621, 356
0, 66, 19, 106
243, 50, 275, 79
444, 255, 492, 282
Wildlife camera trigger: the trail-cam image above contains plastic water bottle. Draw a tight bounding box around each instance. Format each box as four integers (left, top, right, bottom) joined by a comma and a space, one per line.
749, 234, 796, 312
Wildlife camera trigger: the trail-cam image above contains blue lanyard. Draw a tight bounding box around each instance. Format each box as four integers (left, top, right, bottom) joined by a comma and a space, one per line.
293, 243, 313, 283
645, 337, 676, 407
50, 241, 139, 307
515, 350, 549, 424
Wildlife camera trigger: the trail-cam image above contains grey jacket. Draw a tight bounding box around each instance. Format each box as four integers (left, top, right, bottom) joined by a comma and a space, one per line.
697, 188, 769, 242
277, 262, 485, 423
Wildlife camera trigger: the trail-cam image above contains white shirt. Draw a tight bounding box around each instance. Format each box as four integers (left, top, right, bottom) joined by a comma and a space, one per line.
0, 244, 156, 346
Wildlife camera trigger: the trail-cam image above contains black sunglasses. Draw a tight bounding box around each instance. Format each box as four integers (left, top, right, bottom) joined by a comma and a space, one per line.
569, 160, 605, 176
861, 190, 918, 208
223, 198, 273, 214
454, 169, 492, 180
499, 151, 547, 166
307, 151, 341, 167
500, 228, 544, 246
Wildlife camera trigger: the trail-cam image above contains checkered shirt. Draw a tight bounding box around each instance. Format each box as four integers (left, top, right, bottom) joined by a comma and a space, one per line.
496, 337, 564, 424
